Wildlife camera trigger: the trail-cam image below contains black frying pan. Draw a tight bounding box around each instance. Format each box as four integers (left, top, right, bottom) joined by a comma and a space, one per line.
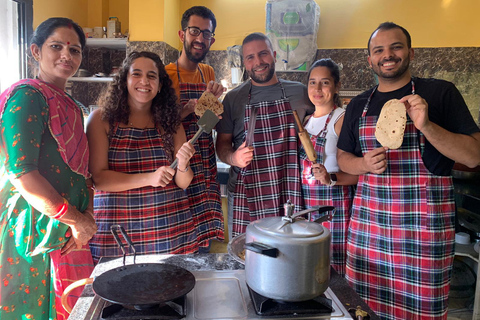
93, 225, 196, 309
92, 262, 195, 308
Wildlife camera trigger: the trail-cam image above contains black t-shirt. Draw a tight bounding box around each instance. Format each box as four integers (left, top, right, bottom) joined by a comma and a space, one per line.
337, 77, 479, 176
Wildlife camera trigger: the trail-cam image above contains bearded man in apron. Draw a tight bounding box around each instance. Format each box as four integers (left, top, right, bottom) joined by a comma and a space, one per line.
216, 33, 314, 237
166, 6, 225, 251
337, 22, 480, 320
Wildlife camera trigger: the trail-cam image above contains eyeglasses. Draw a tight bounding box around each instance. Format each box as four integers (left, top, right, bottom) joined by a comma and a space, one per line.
184, 26, 215, 40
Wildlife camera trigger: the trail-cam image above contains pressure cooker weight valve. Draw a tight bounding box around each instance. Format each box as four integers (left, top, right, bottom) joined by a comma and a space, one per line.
282, 200, 335, 224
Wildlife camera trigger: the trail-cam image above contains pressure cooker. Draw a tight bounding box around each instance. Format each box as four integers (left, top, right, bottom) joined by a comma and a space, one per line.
244, 202, 335, 302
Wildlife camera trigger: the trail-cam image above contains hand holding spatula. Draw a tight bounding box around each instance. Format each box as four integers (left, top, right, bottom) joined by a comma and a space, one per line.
170, 109, 219, 169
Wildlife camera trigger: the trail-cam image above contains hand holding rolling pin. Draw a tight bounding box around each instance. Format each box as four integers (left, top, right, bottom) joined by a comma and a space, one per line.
293, 110, 329, 182
311, 163, 332, 185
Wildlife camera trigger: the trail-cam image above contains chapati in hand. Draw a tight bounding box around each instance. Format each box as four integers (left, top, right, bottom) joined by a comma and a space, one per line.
375, 99, 407, 149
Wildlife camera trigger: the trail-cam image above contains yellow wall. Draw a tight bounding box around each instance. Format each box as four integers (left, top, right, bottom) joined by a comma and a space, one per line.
86, 0, 107, 32
109, 0, 129, 34
33, 0, 480, 49
34, 0, 128, 34
163, 1, 181, 46
34, 0, 88, 28
181, 0, 480, 50
129, 0, 165, 41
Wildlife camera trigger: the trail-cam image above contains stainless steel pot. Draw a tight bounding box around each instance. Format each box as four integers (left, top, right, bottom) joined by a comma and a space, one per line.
245, 202, 334, 302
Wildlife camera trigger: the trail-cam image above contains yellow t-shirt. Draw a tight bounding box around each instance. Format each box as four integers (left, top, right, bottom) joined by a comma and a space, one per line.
165, 62, 215, 101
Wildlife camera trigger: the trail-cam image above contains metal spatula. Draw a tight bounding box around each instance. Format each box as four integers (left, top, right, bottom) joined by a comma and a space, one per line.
170, 109, 219, 169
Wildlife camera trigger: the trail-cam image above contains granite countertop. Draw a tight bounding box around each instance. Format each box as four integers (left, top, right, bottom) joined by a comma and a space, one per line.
68, 253, 379, 320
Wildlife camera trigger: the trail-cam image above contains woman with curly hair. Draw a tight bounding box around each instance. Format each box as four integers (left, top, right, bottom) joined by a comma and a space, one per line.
86, 51, 197, 262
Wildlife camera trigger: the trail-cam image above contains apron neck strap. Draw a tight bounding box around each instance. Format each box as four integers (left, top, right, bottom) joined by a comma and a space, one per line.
176, 61, 206, 84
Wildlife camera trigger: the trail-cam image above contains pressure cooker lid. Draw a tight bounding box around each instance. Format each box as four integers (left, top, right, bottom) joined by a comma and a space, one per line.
250, 216, 325, 238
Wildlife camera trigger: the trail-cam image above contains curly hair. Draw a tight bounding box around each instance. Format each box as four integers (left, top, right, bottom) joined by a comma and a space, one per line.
97, 51, 181, 159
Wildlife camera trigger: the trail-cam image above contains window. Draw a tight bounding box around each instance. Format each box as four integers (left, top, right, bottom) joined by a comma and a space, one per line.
0, 0, 33, 92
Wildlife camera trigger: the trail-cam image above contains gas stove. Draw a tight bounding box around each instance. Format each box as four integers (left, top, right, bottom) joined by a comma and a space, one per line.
82, 270, 352, 320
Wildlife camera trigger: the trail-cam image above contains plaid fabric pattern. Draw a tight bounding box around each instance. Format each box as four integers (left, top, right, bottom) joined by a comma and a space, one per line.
232, 84, 303, 236
90, 126, 198, 262
345, 113, 455, 320
299, 123, 353, 276
177, 74, 224, 246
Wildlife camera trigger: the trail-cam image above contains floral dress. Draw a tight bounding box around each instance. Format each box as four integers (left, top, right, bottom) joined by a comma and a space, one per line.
0, 82, 92, 320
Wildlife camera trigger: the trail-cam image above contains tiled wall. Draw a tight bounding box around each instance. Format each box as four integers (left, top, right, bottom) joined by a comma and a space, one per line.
71, 42, 480, 125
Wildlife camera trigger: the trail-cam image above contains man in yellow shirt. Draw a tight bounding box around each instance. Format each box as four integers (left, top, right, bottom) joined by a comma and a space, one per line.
166, 6, 225, 252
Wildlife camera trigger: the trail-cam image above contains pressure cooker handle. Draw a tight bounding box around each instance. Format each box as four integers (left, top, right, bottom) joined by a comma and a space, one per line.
245, 242, 279, 258
312, 206, 336, 224
290, 205, 335, 221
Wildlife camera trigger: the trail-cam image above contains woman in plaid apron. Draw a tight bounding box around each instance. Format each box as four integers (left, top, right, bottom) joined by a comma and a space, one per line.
88, 52, 198, 262
345, 80, 455, 319
300, 59, 356, 276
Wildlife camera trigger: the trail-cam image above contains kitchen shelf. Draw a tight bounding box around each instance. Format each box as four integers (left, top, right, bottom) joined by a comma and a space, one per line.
68, 77, 113, 83
86, 38, 127, 50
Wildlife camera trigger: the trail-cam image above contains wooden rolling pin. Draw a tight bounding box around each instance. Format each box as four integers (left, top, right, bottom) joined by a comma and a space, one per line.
292, 110, 317, 163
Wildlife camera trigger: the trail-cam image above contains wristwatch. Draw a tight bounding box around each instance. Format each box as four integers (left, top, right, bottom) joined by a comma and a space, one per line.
329, 173, 337, 187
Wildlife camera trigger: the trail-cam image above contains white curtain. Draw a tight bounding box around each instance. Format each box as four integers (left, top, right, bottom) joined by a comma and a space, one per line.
0, 0, 21, 93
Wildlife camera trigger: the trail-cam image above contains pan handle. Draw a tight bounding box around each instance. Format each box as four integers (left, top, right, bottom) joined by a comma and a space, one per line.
110, 225, 137, 266
61, 277, 94, 314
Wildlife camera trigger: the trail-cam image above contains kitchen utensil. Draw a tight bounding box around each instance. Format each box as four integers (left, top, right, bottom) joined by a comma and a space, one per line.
107, 17, 121, 38
245, 106, 258, 147
244, 204, 335, 302
61, 225, 195, 313
227, 233, 246, 264
170, 109, 218, 169
293, 110, 317, 163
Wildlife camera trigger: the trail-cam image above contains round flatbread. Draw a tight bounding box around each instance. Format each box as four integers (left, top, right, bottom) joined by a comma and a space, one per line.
195, 91, 224, 116
375, 99, 407, 149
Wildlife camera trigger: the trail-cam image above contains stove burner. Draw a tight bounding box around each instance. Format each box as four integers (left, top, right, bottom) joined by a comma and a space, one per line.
247, 285, 333, 317
100, 295, 186, 320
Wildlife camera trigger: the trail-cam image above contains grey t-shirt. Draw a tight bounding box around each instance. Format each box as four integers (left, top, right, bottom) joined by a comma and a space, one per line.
216, 78, 314, 191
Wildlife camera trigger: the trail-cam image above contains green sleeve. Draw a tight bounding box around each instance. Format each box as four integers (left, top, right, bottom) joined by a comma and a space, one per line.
0, 87, 49, 178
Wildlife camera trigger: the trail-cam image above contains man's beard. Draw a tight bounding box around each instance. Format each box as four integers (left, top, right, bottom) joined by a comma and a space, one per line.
247, 61, 276, 84
371, 53, 410, 80
184, 40, 208, 63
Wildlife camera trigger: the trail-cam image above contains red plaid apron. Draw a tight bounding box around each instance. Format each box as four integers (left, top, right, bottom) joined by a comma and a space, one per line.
90, 125, 198, 262
345, 82, 455, 320
299, 108, 354, 276
176, 63, 224, 246
232, 81, 303, 235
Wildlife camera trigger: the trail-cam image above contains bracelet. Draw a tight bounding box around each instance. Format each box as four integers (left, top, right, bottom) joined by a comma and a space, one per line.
177, 166, 189, 173
52, 198, 68, 219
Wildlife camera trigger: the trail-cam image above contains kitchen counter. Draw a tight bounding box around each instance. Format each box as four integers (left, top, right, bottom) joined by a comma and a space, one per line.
68, 253, 379, 320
